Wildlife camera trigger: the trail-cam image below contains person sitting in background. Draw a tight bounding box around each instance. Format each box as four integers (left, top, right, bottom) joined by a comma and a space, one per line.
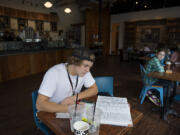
170, 44, 180, 65
36, 48, 98, 113
143, 45, 151, 52
144, 47, 168, 106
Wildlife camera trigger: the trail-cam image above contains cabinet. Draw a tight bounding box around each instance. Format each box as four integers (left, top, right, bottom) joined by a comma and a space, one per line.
0, 6, 58, 22
4, 7, 17, 17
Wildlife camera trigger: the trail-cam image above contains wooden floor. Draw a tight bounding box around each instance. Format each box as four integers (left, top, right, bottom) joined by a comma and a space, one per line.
0, 56, 180, 135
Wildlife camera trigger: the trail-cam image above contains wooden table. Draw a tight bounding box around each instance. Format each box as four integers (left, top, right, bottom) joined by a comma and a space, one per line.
37, 107, 143, 135
148, 70, 180, 82
148, 66, 180, 120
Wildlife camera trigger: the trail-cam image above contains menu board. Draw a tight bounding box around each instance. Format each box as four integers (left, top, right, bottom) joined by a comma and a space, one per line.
10, 18, 18, 30
44, 22, 50, 31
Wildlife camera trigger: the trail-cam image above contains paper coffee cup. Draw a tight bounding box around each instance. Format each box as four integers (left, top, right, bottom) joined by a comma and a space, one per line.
166, 61, 171, 65
73, 121, 89, 135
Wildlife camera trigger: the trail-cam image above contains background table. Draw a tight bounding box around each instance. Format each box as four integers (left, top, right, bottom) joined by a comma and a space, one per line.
148, 67, 180, 120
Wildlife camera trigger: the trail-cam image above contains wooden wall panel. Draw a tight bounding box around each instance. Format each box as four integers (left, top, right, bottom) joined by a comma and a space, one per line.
9, 54, 30, 79
31, 52, 47, 74
0, 6, 4, 16
0, 54, 31, 81
46, 51, 57, 68
0, 57, 3, 82
56, 50, 63, 64
61, 49, 73, 63
0, 56, 8, 81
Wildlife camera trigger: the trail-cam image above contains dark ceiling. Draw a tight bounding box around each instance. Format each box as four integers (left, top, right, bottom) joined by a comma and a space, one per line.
110, 0, 180, 14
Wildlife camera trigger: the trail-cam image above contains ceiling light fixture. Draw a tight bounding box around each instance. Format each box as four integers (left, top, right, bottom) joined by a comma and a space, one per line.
64, 8, 71, 13
44, 1, 53, 8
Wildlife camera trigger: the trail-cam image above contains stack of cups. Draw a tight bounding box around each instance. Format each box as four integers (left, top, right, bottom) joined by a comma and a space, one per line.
68, 104, 85, 132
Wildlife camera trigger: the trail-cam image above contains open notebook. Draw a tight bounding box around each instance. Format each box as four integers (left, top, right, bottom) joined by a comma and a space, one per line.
56, 96, 133, 127
96, 96, 133, 127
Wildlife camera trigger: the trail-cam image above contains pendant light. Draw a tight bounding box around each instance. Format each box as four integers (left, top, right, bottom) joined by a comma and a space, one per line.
44, 1, 53, 8
64, 8, 71, 13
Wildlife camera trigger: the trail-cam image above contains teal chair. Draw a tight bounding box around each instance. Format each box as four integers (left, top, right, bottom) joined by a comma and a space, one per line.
174, 94, 180, 102
139, 65, 164, 106
94, 76, 114, 96
32, 90, 54, 135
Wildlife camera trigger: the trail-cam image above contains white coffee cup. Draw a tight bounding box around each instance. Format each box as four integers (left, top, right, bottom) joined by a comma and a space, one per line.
73, 121, 89, 135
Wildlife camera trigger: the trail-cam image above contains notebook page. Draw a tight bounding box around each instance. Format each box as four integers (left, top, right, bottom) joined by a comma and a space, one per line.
96, 96, 133, 126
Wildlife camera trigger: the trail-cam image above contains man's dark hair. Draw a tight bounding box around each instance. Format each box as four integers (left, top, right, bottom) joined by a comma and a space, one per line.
67, 48, 95, 65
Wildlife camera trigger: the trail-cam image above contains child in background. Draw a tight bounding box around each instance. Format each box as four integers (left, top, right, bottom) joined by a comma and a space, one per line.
144, 47, 168, 106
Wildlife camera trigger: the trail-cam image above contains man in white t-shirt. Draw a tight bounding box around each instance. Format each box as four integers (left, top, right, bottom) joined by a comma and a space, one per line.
36, 48, 98, 113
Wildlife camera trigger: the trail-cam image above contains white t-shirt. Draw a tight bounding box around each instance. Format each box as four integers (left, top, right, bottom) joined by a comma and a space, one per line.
38, 63, 95, 103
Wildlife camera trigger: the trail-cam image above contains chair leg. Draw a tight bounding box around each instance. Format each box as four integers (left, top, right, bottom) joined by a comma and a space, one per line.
140, 90, 147, 104
34, 127, 44, 135
139, 87, 144, 99
160, 91, 163, 106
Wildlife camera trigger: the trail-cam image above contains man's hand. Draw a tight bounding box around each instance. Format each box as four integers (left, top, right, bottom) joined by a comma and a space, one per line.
61, 96, 76, 105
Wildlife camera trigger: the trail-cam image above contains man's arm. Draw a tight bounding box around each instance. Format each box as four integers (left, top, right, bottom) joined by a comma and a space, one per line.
61, 83, 98, 104
36, 83, 98, 112
36, 94, 68, 113
78, 83, 98, 100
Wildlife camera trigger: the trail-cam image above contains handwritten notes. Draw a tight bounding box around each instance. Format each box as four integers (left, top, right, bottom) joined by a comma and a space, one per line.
96, 96, 133, 127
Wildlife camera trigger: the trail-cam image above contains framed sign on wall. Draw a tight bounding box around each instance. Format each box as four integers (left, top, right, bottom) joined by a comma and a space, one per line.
141, 28, 160, 43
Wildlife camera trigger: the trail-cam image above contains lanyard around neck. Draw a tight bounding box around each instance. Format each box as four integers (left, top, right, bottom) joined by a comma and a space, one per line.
66, 65, 79, 96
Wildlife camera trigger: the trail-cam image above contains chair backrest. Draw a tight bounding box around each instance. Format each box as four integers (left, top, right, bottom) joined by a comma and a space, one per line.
140, 64, 146, 74
140, 64, 147, 84
32, 91, 54, 135
32, 90, 39, 126
147, 53, 155, 57
174, 94, 180, 102
94, 76, 114, 96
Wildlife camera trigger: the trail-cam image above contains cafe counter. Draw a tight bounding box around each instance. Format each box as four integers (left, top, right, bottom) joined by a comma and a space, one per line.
0, 48, 73, 82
